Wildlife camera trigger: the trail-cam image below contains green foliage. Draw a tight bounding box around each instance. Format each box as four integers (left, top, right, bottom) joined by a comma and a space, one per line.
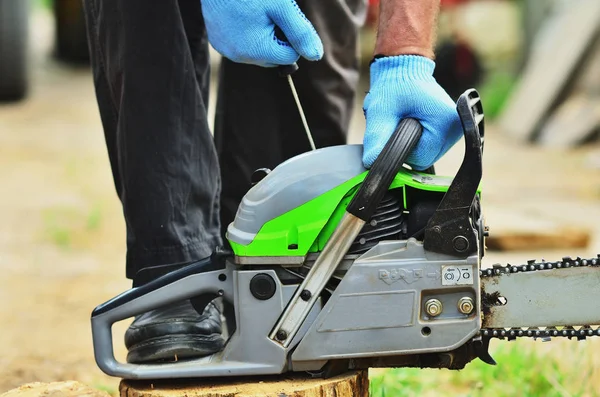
369, 342, 594, 397
36, 0, 52, 9
478, 70, 517, 120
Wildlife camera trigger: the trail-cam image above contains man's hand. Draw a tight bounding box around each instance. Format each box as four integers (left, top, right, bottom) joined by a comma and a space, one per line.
201, 0, 324, 67
362, 55, 462, 170
362, 0, 462, 170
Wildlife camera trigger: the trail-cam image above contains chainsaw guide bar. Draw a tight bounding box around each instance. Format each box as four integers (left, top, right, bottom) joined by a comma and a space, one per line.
480, 255, 600, 342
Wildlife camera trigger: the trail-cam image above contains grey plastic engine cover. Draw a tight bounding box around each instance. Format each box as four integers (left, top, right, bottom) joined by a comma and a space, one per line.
227, 144, 367, 245
291, 239, 481, 366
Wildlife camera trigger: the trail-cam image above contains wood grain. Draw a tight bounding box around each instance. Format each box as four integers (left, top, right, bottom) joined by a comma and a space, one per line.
119, 371, 369, 397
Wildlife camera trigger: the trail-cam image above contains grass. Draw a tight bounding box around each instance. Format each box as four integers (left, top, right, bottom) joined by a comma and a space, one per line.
41, 203, 103, 249
92, 382, 117, 396
369, 340, 598, 397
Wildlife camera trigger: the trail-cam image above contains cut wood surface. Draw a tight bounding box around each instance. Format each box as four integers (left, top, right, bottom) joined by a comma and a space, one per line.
120, 371, 369, 397
0, 381, 111, 397
537, 95, 600, 148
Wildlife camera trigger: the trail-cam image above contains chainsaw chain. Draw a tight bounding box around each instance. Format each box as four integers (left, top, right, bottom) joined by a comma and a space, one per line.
478, 254, 600, 341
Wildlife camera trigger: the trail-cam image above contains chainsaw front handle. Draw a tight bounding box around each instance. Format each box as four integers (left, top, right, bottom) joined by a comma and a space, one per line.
90, 255, 234, 379
347, 117, 423, 221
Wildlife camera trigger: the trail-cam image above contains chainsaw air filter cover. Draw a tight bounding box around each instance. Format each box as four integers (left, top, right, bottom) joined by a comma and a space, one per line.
226, 144, 367, 247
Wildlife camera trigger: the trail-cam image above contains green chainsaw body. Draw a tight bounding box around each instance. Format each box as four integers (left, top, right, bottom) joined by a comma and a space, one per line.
227, 147, 480, 259
90, 89, 496, 380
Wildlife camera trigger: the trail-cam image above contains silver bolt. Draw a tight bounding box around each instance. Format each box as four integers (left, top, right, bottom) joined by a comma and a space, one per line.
425, 298, 443, 317
458, 297, 474, 314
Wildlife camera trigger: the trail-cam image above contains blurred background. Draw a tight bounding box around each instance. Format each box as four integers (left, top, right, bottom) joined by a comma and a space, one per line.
0, 0, 599, 395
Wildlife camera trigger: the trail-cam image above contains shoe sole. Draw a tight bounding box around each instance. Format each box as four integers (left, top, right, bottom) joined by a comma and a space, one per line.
126, 333, 225, 364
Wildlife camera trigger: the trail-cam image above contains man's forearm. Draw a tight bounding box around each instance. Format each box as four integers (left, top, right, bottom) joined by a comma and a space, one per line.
375, 0, 439, 59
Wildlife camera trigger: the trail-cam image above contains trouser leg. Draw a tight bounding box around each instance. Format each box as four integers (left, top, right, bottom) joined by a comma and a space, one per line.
214, 0, 368, 240
82, 0, 221, 283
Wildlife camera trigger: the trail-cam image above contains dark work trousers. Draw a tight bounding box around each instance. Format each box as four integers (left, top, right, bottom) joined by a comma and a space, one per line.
82, 0, 367, 285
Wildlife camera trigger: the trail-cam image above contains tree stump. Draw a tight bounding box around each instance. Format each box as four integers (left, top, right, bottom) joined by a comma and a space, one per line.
119, 370, 369, 397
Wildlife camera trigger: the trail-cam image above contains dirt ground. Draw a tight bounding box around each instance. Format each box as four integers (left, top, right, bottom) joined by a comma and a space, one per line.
1, 8, 599, 395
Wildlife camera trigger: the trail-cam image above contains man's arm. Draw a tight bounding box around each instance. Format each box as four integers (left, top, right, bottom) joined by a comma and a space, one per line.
375, 0, 439, 59
361, 0, 463, 171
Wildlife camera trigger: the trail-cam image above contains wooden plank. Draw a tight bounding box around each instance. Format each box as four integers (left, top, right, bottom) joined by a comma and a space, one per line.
119, 371, 369, 397
537, 40, 600, 147
486, 228, 591, 251
497, 0, 600, 141
484, 207, 592, 252
537, 94, 600, 147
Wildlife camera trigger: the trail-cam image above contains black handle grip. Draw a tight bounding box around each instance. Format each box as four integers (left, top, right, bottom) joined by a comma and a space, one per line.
278, 62, 299, 77
347, 118, 423, 221
91, 250, 228, 317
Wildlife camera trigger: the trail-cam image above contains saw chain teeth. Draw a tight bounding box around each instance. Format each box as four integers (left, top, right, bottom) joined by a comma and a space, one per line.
479, 255, 600, 341
480, 326, 600, 341
479, 255, 600, 278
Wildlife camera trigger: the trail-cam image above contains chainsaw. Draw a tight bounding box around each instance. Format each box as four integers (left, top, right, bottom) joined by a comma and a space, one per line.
90, 88, 600, 380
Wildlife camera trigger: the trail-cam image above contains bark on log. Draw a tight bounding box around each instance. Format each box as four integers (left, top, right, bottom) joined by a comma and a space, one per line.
119, 370, 369, 397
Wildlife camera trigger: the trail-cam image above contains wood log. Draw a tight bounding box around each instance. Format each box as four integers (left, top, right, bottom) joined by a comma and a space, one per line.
119, 370, 369, 397
483, 206, 592, 252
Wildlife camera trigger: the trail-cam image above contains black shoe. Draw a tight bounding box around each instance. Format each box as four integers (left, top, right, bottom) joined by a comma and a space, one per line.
124, 299, 225, 363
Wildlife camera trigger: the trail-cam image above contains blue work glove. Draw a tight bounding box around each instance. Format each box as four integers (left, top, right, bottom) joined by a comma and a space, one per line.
200, 0, 324, 67
362, 55, 463, 171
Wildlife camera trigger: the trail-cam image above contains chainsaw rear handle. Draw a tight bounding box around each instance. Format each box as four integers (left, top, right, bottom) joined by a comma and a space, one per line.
347, 118, 423, 221
90, 253, 234, 378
